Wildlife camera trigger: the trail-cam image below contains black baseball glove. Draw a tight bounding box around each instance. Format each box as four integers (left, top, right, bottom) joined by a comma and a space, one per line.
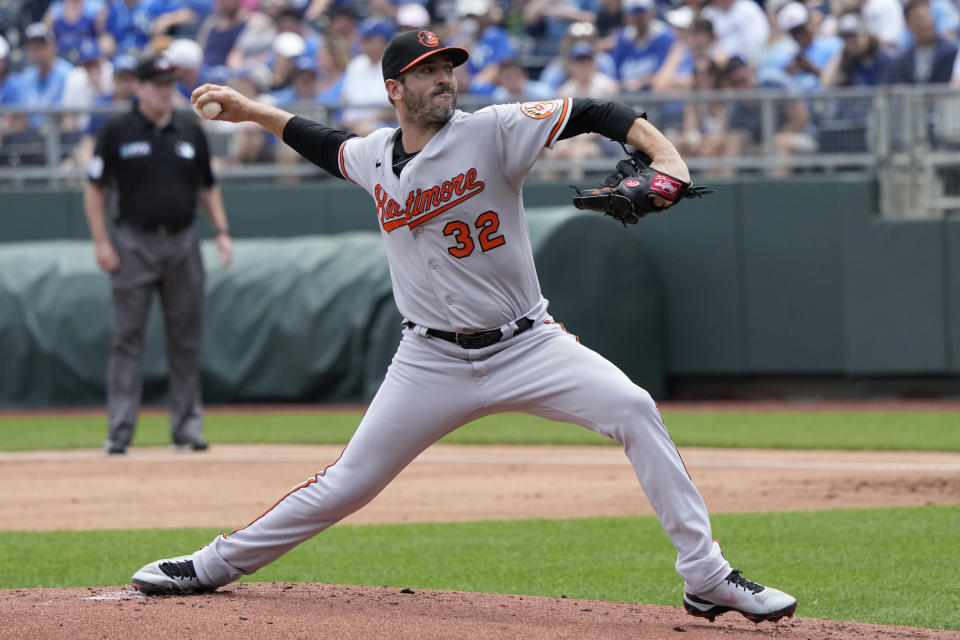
572, 150, 714, 225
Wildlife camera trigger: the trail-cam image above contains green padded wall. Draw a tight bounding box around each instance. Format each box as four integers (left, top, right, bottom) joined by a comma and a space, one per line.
739, 180, 848, 372
529, 209, 666, 398
949, 218, 960, 373
843, 218, 948, 374
621, 182, 746, 374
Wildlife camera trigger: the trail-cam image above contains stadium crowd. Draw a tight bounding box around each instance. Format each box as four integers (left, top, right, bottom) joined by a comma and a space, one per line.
0, 0, 959, 175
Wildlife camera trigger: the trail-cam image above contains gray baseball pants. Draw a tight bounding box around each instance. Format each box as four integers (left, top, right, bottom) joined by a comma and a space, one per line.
105, 223, 206, 448
192, 320, 731, 594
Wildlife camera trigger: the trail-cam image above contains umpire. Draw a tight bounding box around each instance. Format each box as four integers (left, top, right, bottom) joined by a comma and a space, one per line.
83, 55, 233, 456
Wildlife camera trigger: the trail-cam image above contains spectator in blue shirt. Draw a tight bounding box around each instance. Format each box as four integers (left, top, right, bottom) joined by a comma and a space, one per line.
175, 0, 215, 38
197, 0, 250, 68
316, 35, 349, 104
104, 0, 153, 57
0, 35, 14, 104
73, 53, 138, 168
821, 12, 888, 88
764, 2, 842, 92
523, 0, 600, 59
44, 0, 106, 64
538, 21, 618, 90
8, 23, 75, 128
611, 0, 676, 92
457, 0, 517, 89
146, 0, 204, 40
929, 0, 959, 41
817, 12, 888, 153
271, 54, 319, 105
490, 58, 554, 102
85, 54, 138, 136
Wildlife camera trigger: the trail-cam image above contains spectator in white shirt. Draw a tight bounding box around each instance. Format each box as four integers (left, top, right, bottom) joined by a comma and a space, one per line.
701, 0, 771, 63
339, 17, 394, 135
62, 37, 112, 131
557, 41, 620, 98
858, 0, 908, 50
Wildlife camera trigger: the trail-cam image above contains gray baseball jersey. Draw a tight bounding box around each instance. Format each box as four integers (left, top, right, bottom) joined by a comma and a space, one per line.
338, 98, 572, 332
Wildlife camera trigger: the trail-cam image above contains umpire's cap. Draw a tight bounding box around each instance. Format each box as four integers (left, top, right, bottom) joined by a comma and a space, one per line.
382, 30, 469, 81
135, 55, 177, 82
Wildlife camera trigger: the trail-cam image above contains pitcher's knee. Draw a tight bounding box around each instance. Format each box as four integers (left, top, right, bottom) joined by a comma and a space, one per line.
620, 387, 659, 420
606, 387, 661, 442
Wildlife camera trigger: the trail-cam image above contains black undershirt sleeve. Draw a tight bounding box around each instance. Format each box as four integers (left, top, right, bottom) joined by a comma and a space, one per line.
280, 103, 638, 178
281, 115, 357, 179
557, 98, 645, 143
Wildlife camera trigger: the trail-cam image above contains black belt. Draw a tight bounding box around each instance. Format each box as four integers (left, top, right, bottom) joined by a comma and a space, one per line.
405, 317, 535, 349
118, 218, 193, 235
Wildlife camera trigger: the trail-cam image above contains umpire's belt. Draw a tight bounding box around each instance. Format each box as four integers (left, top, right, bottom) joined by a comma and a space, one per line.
405, 317, 534, 349
118, 218, 193, 235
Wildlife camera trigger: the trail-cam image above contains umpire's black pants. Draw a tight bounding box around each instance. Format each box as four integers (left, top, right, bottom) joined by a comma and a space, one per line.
106, 223, 205, 448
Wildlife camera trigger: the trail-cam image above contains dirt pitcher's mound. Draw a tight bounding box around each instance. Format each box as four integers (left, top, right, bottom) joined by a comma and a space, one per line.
3, 583, 957, 640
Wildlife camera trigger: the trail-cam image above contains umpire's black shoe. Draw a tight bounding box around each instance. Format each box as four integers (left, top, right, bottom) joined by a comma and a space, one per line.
104, 441, 127, 456
171, 439, 209, 452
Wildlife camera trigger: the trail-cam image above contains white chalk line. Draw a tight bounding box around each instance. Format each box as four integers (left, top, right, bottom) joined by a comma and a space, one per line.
1, 450, 958, 472
82, 590, 144, 601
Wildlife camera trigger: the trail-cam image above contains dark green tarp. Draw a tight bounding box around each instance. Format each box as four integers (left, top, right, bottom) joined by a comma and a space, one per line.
0, 209, 665, 407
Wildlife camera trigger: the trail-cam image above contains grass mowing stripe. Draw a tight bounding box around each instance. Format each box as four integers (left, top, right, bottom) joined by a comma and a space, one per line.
3, 505, 957, 631
2, 411, 960, 451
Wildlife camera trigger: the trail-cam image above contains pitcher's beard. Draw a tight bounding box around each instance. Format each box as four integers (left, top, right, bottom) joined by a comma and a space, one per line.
404, 86, 457, 130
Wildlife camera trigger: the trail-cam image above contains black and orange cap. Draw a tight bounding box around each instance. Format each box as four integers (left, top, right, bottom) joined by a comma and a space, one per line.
382, 29, 469, 81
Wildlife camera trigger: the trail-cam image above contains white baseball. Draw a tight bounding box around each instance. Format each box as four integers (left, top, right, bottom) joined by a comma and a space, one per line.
193, 101, 222, 119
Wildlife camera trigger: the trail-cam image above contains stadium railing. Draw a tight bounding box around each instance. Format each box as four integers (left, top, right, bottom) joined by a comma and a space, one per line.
1, 84, 958, 217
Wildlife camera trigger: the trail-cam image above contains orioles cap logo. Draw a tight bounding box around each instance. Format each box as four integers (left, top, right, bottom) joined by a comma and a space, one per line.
418, 31, 439, 46
520, 100, 558, 119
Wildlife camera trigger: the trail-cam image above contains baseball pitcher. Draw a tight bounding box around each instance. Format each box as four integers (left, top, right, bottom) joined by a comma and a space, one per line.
129, 29, 797, 624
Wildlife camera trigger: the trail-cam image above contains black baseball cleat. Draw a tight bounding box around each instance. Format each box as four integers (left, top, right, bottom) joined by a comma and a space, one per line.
683, 569, 798, 624
171, 439, 209, 452
131, 556, 214, 595
104, 440, 127, 456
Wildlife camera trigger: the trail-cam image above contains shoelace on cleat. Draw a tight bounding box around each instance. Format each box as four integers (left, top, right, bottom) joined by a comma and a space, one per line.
726, 569, 764, 594
159, 560, 198, 580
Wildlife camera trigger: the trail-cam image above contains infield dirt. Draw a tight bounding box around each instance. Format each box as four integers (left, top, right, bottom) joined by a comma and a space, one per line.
3, 441, 960, 638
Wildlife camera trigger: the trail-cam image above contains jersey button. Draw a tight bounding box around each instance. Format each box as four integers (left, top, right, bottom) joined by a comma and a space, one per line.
416, 227, 424, 233
429, 261, 438, 269
445, 296, 453, 305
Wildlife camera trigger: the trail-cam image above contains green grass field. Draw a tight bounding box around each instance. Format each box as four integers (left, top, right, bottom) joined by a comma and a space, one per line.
2, 409, 958, 631
2, 409, 959, 451
2, 506, 958, 630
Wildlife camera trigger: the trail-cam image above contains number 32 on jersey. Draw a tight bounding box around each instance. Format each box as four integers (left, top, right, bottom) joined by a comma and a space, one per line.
443, 211, 506, 258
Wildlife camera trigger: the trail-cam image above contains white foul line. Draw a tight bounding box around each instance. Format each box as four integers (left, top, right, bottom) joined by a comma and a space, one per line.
0, 450, 958, 473
410, 454, 960, 473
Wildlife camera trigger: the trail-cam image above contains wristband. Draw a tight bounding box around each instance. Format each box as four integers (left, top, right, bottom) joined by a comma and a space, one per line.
214, 227, 230, 236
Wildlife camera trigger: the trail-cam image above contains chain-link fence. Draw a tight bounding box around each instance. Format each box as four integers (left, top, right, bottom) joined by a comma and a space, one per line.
2, 85, 959, 217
